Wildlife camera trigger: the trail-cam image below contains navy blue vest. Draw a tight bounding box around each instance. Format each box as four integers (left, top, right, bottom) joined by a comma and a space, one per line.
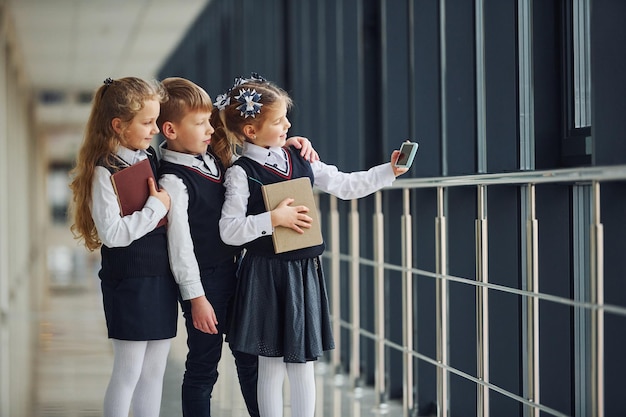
99, 147, 170, 280
158, 151, 241, 268
234, 146, 326, 260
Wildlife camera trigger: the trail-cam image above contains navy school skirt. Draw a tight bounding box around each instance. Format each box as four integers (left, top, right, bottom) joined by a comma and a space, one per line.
226, 254, 335, 363
101, 272, 178, 341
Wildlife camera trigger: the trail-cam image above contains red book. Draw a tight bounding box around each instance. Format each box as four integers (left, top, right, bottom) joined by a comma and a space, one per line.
110, 158, 167, 228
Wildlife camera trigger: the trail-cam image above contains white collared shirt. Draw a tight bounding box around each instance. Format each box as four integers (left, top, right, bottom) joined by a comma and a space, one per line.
91, 146, 167, 248
219, 141, 396, 246
158, 143, 222, 300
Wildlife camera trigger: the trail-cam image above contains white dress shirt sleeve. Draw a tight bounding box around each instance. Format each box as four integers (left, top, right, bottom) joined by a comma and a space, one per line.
159, 173, 205, 300
219, 165, 273, 246
91, 166, 167, 248
311, 160, 396, 199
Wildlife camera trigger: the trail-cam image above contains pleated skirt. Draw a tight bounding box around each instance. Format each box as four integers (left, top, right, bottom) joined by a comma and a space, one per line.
226, 254, 335, 363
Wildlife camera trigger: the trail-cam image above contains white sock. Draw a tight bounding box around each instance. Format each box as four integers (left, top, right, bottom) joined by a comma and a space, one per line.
286, 362, 316, 417
258, 356, 286, 417
103, 339, 147, 417
131, 339, 171, 417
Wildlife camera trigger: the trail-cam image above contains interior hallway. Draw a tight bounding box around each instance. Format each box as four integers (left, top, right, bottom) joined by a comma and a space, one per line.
36, 223, 404, 417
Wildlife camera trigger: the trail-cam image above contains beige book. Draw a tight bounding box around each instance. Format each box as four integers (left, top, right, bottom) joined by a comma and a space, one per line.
261, 177, 323, 254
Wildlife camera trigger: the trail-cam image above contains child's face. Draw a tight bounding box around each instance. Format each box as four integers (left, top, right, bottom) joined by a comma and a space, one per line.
250, 100, 291, 148
166, 110, 214, 155
119, 99, 160, 151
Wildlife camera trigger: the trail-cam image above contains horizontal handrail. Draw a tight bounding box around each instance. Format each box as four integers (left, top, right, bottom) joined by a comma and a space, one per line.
383, 164, 626, 189
322, 253, 626, 318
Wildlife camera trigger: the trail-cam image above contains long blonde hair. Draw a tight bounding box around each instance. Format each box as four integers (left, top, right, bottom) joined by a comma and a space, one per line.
68, 77, 166, 251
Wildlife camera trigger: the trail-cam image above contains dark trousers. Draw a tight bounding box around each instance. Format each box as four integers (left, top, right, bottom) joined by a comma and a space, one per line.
180, 260, 259, 417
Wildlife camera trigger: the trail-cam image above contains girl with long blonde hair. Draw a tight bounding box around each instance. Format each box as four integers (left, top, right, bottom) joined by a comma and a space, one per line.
69, 77, 177, 417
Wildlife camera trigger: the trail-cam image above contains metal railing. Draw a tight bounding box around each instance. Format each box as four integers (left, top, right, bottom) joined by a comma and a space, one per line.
321, 164, 626, 417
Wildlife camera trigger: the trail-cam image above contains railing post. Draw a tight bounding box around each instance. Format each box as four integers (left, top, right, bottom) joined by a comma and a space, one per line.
401, 188, 415, 416
373, 191, 388, 410
476, 185, 489, 417
590, 181, 604, 417
436, 186, 449, 416
518, 0, 535, 171
349, 199, 361, 391
329, 196, 342, 375
523, 184, 540, 417
573, 184, 592, 416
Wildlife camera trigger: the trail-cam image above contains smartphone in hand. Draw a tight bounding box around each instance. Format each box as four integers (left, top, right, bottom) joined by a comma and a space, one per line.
396, 141, 419, 169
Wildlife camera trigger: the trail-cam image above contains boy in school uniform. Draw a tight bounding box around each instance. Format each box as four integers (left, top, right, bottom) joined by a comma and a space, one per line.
156, 77, 317, 417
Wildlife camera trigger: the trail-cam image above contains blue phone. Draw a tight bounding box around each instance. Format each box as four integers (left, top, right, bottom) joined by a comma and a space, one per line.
396, 141, 419, 168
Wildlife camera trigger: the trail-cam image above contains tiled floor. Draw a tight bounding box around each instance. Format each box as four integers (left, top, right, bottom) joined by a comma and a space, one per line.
37, 225, 405, 416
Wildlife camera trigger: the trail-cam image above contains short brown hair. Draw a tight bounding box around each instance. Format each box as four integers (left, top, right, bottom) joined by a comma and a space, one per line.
158, 77, 213, 129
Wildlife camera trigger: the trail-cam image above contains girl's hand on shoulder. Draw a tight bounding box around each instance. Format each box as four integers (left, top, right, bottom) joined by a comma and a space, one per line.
286, 136, 320, 162
270, 197, 312, 234
390, 150, 409, 177
148, 177, 171, 211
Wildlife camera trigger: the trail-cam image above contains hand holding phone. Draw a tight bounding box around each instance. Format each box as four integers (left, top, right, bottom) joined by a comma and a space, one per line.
396, 141, 419, 169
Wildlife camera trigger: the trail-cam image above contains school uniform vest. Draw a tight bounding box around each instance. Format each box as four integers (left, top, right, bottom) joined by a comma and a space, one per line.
158, 152, 241, 268
234, 146, 326, 260
99, 147, 170, 280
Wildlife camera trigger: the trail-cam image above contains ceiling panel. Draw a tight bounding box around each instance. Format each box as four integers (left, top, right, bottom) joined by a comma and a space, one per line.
10, 0, 209, 91
7, 0, 211, 159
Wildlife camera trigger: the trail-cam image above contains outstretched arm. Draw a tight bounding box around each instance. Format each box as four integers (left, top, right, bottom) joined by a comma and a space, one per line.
311, 159, 397, 200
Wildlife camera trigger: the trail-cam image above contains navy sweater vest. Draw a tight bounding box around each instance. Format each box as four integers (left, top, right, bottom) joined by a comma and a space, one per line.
99, 147, 170, 280
158, 153, 241, 268
234, 146, 326, 260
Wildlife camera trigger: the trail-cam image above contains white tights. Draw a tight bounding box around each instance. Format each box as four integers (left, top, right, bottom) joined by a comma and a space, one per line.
103, 339, 171, 417
257, 356, 316, 417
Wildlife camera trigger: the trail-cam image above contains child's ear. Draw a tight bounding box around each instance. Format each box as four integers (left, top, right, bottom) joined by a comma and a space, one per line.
161, 121, 177, 140
111, 118, 123, 135
242, 124, 256, 140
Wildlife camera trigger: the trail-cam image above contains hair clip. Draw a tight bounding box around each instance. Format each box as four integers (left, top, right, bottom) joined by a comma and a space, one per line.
213, 93, 231, 111
232, 73, 265, 90
100, 77, 114, 98
250, 72, 266, 83
213, 76, 246, 110
235, 88, 263, 118
214, 73, 268, 112
232, 77, 246, 89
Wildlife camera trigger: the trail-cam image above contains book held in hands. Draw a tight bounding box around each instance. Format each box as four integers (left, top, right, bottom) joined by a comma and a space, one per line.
261, 177, 323, 254
110, 158, 167, 228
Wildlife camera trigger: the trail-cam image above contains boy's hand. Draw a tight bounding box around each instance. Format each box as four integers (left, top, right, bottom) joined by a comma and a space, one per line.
270, 197, 312, 234
148, 177, 171, 210
286, 136, 320, 162
190, 296, 218, 334
390, 150, 409, 177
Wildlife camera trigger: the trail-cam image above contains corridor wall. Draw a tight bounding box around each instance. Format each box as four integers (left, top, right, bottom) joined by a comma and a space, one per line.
0, 2, 45, 416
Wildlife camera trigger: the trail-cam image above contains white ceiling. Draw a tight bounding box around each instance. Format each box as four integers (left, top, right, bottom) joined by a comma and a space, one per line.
7, 0, 210, 160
